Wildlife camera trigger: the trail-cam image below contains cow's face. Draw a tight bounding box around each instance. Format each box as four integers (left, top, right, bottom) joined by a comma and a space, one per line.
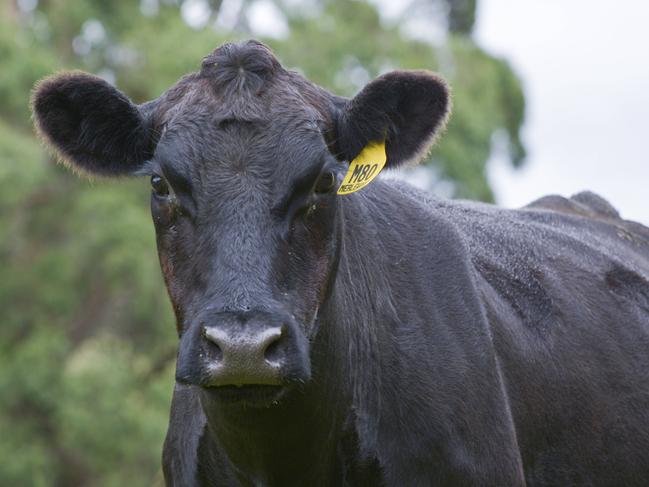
32, 41, 449, 406
148, 91, 342, 399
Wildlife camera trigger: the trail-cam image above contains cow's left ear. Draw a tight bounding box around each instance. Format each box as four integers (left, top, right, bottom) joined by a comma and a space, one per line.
334, 70, 450, 168
31, 72, 155, 177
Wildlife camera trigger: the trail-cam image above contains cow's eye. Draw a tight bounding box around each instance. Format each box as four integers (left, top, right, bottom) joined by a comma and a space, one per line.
151, 174, 169, 196
314, 171, 336, 194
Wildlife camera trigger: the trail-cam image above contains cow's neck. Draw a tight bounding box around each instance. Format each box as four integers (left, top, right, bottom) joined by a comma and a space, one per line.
323, 193, 395, 468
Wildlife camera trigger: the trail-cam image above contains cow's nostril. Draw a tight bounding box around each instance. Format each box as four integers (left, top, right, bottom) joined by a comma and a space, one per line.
202, 326, 224, 361
207, 339, 224, 361
263, 336, 282, 363
261, 327, 283, 364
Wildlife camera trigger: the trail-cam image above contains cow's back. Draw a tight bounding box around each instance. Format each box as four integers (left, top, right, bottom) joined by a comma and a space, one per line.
376, 180, 649, 485
435, 189, 649, 486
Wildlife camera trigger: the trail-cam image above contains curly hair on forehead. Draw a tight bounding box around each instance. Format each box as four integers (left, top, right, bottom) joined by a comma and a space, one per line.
199, 40, 282, 96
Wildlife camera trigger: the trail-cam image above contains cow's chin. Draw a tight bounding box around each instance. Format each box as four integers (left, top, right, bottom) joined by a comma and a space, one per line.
200, 383, 290, 409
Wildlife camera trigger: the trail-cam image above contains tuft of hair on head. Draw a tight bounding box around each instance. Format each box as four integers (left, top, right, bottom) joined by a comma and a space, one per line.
199, 40, 282, 96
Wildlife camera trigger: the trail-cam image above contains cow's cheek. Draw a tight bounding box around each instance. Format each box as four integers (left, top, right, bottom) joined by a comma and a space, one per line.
155, 226, 194, 335
287, 213, 337, 330
307, 204, 339, 303
156, 248, 184, 334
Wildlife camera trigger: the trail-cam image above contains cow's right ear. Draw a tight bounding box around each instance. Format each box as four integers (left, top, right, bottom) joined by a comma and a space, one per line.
31, 72, 155, 177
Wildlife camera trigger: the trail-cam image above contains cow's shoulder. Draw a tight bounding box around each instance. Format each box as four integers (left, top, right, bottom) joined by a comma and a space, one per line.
412, 187, 649, 279
375, 180, 649, 327
526, 191, 619, 219
525, 191, 649, 250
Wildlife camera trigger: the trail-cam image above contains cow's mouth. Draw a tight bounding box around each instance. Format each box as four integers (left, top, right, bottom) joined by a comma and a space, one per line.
203, 384, 287, 407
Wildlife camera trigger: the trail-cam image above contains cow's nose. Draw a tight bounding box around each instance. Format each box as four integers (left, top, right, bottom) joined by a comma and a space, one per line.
201, 325, 284, 386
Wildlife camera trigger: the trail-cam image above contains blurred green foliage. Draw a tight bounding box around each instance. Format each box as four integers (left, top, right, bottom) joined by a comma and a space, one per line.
0, 0, 525, 485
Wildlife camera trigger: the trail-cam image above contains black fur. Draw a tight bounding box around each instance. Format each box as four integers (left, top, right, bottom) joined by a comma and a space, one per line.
32, 41, 649, 486
199, 40, 281, 96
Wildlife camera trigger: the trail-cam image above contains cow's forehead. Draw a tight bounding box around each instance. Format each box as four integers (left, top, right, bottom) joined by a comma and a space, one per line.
149, 41, 332, 187
155, 76, 315, 127
153, 40, 324, 126
154, 104, 327, 197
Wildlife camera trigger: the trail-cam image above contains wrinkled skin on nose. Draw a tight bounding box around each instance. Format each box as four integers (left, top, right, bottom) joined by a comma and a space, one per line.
176, 307, 312, 389
203, 324, 283, 384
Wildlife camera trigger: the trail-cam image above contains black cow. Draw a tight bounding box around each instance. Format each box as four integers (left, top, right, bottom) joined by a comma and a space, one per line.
32, 40, 649, 486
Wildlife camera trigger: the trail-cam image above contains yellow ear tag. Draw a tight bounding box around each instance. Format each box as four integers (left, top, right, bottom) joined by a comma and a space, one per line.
337, 141, 387, 195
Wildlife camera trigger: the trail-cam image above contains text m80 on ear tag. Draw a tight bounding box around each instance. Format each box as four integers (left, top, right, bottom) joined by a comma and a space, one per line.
337, 141, 387, 195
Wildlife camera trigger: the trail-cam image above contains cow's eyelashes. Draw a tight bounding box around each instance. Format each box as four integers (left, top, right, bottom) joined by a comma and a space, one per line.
151, 174, 170, 197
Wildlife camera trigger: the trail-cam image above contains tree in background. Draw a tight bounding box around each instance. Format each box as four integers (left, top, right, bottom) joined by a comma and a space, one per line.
0, 1, 525, 485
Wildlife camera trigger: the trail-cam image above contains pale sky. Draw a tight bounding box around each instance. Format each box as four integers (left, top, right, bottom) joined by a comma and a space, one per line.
475, 0, 649, 224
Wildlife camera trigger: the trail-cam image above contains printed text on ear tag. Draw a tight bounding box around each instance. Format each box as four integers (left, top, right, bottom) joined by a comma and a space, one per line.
337, 141, 387, 195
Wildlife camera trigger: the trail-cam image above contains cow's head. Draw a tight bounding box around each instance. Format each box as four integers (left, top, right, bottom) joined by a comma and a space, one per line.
32, 41, 449, 406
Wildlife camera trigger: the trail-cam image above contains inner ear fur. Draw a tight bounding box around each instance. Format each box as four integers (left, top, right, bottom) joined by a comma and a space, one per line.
335, 70, 450, 168
31, 71, 154, 177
